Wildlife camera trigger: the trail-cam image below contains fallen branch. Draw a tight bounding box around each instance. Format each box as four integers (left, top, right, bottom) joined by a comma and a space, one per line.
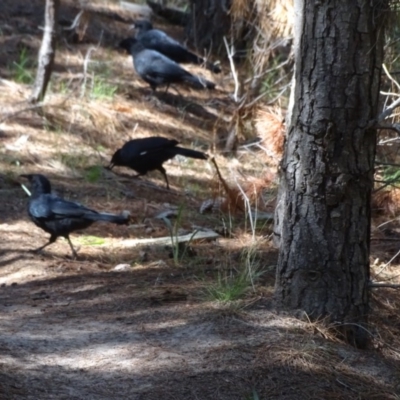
369, 282, 400, 288
79, 2, 152, 22
120, 2, 152, 19
146, 0, 188, 26
0, 101, 45, 123
102, 230, 219, 248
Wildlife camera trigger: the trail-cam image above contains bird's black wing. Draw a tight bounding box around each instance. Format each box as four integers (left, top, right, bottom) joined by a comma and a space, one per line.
139, 30, 183, 51
134, 50, 192, 81
120, 137, 178, 159
138, 29, 221, 73
35, 195, 127, 224
35, 195, 97, 220
141, 30, 204, 65
51, 198, 97, 218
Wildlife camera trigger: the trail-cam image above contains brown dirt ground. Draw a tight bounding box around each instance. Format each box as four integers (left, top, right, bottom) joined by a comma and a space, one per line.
1, 1, 400, 399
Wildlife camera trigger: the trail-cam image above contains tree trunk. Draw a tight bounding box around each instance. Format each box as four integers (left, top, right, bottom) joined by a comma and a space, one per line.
274, 0, 388, 348
186, 0, 240, 56
30, 0, 60, 104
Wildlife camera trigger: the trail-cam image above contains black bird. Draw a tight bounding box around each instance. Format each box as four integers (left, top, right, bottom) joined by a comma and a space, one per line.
107, 137, 208, 189
119, 37, 215, 92
21, 174, 130, 257
132, 19, 221, 74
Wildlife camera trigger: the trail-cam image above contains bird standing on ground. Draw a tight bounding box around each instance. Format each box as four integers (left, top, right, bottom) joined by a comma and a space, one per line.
107, 136, 208, 189
21, 174, 130, 258
132, 20, 221, 74
119, 37, 215, 92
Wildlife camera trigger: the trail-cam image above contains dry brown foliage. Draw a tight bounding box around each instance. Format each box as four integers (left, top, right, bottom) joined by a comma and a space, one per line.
372, 188, 400, 216
254, 104, 285, 165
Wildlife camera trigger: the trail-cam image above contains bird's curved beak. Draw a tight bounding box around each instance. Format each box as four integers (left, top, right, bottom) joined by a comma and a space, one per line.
105, 163, 114, 170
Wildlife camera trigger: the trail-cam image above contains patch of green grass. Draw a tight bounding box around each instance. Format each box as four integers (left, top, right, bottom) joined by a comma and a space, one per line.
205, 268, 251, 302
85, 61, 118, 100
381, 165, 400, 184
261, 55, 291, 105
59, 152, 91, 170
77, 235, 106, 246
84, 165, 102, 183
51, 79, 71, 95
90, 75, 118, 99
11, 47, 35, 84
204, 245, 265, 302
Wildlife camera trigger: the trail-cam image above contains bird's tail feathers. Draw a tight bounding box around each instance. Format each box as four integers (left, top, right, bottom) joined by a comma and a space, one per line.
183, 52, 204, 66
184, 52, 221, 74
89, 210, 130, 225
174, 147, 208, 160
185, 75, 215, 90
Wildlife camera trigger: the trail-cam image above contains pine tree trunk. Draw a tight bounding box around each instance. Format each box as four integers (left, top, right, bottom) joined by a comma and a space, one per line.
186, 0, 232, 55
274, 0, 388, 348
30, 0, 60, 104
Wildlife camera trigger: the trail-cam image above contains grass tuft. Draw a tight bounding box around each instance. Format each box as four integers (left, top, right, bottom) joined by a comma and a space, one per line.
11, 47, 35, 84
204, 242, 265, 302
90, 75, 118, 100
84, 165, 103, 183
205, 268, 251, 302
77, 235, 106, 246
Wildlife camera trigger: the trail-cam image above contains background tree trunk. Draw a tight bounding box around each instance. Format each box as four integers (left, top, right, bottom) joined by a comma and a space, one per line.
186, 0, 251, 58
274, 0, 388, 348
186, 0, 232, 55
30, 0, 60, 104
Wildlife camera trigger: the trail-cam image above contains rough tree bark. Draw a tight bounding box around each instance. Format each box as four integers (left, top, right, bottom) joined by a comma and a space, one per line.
30, 0, 60, 104
274, 0, 388, 348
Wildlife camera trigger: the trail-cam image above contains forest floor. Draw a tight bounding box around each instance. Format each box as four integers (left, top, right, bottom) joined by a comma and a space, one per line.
0, 0, 400, 399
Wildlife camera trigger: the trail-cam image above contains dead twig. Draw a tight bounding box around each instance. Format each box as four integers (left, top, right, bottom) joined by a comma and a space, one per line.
62, 9, 84, 31
80, 31, 103, 98
373, 64, 400, 124
0, 101, 45, 123
369, 282, 400, 288
223, 36, 241, 103
211, 157, 244, 212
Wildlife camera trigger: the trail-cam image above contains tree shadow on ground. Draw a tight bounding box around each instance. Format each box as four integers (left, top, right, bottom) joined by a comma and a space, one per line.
0, 265, 398, 400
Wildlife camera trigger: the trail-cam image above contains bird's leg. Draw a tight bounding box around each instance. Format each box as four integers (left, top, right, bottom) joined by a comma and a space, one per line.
31, 235, 57, 253
157, 166, 170, 190
171, 85, 182, 97
65, 235, 78, 259
163, 84, 170, 94
132, 172, 144, 180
